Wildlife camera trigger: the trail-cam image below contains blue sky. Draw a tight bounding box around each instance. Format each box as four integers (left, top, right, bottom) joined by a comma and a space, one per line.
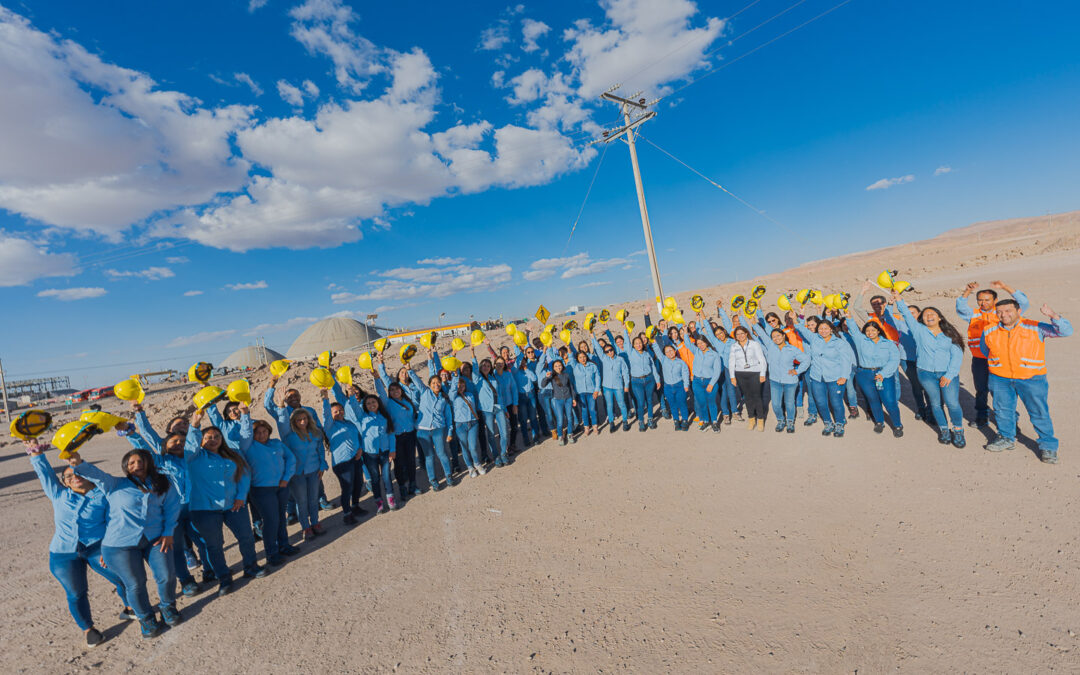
1, 0, 1078, 388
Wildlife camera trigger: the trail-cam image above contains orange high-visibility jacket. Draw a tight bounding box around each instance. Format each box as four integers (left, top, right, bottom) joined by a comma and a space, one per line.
966, 310, 1002, 359
981, 319, 1046, 379
867, 313, 901, 343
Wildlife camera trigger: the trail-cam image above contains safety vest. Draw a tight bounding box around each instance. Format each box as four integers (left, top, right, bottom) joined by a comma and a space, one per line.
677, 342, 695, 376
982, 319, 1046, 379
782, 325, 804, 351
966, 310, 1001, 359
867, 314, 900, 343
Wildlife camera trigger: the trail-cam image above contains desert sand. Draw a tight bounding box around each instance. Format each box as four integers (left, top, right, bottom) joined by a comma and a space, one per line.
2, 211, 1079, 672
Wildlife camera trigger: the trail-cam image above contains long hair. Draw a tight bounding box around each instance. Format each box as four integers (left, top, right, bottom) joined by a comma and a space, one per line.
202, 425, 249, 483
919, 307, 966, 351
121, 448, 170, 495
363, 394, 394, 434
289, 409, 315, 442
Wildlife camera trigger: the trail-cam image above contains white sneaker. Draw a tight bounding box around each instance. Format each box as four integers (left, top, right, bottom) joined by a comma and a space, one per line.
477, 465, 488, 475
468, 469, 478, 478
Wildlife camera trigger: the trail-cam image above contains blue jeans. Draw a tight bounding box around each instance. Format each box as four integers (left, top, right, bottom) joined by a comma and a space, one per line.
288, 471, 321, 529
855, 368, 903, 427
719, 371, 739, 416
551, 398, 573, 437
663, 383, 689, 421
769, 381, 798, 423
516, 394, 539, 445
537, 390, 554, 434
809, 378, 846, 426
455, 421, 482, 469
844, 370, 859, 408
481, 409, 508, 462
602, 387, 629, 426
190, 508, 258, 580
361, 452, 393, 503
417, 428, 454, 483
691, 377, 719, 424
49, 541, 127, 630
798, 372, 817, 416
101, 538, 176, 621
577, 394, 598, 426
630, 377, 655, 427
902, 359, 930, 414
989, 373, 1057, 451
173, 505, 210, 584
331, 459, 365, 515
916, 368, 963, 429
249, 486, 289, 558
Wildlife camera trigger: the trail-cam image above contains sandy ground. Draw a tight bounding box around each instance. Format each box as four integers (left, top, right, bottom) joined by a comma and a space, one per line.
2, 211, 1079, 672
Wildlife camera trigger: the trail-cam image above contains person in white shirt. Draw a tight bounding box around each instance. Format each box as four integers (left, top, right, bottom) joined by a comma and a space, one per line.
728, 325, 769, 430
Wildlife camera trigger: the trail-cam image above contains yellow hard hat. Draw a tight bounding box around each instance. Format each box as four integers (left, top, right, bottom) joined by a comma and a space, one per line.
194, 385, 227, 411
470, 329, 485, 346
795, 289, 810, 305
187, 361, 213, 384
513, 332, 528, 347
615, 309, 628, 322
808, 290, 824, 305
226, 379, 252, 404
777, 295, 793, 312
544, 324, 555, 333
624, 320, 635, 333
751, 284, 767, 299
876, 270, 896, 289
836, 293, 850, 309
663, 296, 677, 310
317, 350, 335, 368
690, 295, 705, 311
539, 331, 553, 347
441, 356, 462, 372
10, 409, 52, 440
558, 328, 572, 345
505, 324, 517, 336
672, 310, 686, 325
598, 309, 610, 324
399, 344, 418, 363
731, 295, 745, 310
583, 315, 596, 332
269, 359, 291, 377
451, 337, 466, 353
661, 306, 673, 321
645, 325, 660, 342
563, 319, 578, 331
79, 410, 126, 432
309, 368, 335, 390
52, 421, 101, 460
374, 337, 389, 353
113, 377, 145, 404
892, 280, 913, 294
419, 331, 436, 349
335, 366, 353, 386
823, 294, 837, 310
743, 299, 759, 318
357, 352, 373, 370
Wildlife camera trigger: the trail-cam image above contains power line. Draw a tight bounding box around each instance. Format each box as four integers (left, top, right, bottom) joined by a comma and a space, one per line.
563, 141, 609, 253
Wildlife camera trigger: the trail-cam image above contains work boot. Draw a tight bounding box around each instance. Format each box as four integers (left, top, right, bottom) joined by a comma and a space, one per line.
746, 417, 756, 430
756, 418, 765, 432
1041, 450, 1059, 465
951, 429, 966, 449
984, 435, 1015, 452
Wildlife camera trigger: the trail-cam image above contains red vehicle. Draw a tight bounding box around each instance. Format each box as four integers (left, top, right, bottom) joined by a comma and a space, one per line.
89, 386, 114, 401
69, 390, 93, 404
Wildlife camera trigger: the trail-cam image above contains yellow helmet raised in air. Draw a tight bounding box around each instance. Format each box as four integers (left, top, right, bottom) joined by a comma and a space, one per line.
539, 331, 554, 347
645, 325, 660, 342
470, 329, 486, 346
441, 356, 462, 372
808, 290, 824, 305
563, 319, 578, 331
513, 332, 528, 348
583, 314, 596, 331
309, 368, 335, 390
672, 310, 686, 325
226, 379, 252, 404
80, 410, 126, 433
505, 324, 517, 336
892, 280, 913, 294
795, 289, 811, 305
419, 331, 437, 349
113, 378, 145, 404
836, 293, 850, 310
451, 337, 466, 353
690, 295, 705, 312
598, 309, 610, 324
334, 367, 353, 387
823, 294, 838, 310
558, 328, 572, 345
731, 295, 745, 310
357, 352, 373, 370
10, 409, 52, 440
374, 338, 389, 353
777, 295, 793, 312
743, 299, 758, 318
399, 345, 418, 364
317, 350, 334, 368
269, 359, 291, 377
187, 362, 213, 384
876, 270, 896, 289
52, 421, 101, 460
751, 284, 767, 299
624, 320, 635, 333
661, 306, 673, 321
664, 297, 677, 310
615, 309, 628, 322
193, 385, 227, 411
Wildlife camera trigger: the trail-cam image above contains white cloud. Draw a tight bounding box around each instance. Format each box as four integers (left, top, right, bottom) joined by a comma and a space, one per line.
277, 80, 305, 106
522, 18, 550, 52
0, 234, 78, 286
37, 287, 106, 301
289, 0, 383, 92
166, 329, 237, 348
417, 256, 464, 265
183, 290, 203, 296
234, 72, 263, 96
578, 280, 612, 288
225, 280, 268, 290
479, 24, 511, 51
934, 165, 953, 176
628, 249, 646, 257
104, 265, 175, 281
166, 256, 189, 264
248, 0, 268, 11
243, 316, 319, 337
866, 174, 915, 191
333, 261, 511, 302
523, 252, 632, 281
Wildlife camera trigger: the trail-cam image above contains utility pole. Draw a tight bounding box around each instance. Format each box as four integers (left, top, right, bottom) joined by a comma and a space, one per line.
592, 85, 665, 313
0, 358, 11, 426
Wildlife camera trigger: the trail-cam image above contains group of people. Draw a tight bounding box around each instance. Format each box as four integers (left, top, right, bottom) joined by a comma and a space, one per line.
26, 278, 1071, 646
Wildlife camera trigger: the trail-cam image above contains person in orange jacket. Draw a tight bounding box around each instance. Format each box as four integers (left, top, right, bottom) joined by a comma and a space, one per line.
957, 280, 1029, 427
980, 299, 1071, 463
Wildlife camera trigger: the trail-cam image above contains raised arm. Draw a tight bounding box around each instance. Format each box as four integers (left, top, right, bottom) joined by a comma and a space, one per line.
133, 407, 164, 452
71, 458, 121, 493
29, 451, 64, 501
238, 410, 254, 452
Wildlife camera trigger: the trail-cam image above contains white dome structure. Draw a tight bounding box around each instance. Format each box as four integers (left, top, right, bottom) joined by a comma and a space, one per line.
286, 317, 382, 359
221, 345, 285, 369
